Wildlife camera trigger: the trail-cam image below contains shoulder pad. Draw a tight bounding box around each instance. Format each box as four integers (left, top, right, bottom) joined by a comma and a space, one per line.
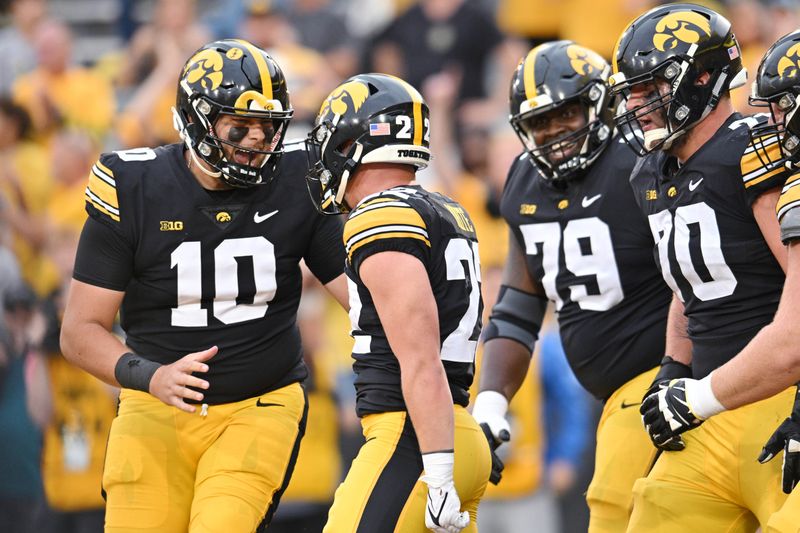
344, 196, 430, 260
85, 152, 123, 223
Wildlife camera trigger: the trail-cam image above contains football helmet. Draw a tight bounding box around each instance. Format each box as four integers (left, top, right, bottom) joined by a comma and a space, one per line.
608, 3, 746, 155
305, 73, 431, 215
509, 40, 614, 182
173, 39, 293, 188
748, 30, 800, 169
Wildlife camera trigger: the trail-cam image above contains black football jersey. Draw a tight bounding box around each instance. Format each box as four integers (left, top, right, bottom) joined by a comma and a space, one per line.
73, 142, 345, 404
629, 113, 788, 379
777, 170, 800, 243
501, 137, 671, 400
343, 185, 482, 417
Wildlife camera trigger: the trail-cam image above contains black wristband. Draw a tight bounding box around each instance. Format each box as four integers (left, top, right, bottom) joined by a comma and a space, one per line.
114, 352, 161, 392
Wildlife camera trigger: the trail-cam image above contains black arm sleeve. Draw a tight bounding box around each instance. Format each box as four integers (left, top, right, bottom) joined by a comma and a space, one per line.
72, 216, 135, 291
304, 213, 346, 284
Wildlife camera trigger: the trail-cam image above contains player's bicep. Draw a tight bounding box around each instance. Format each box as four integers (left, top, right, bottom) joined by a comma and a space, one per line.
360, 251, 440, 365
752, 187, 787, 272
305, 213, 346, 284
63, 279, 125, 333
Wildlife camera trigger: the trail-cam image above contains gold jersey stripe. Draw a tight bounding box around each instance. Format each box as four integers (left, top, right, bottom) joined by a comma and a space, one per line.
87, 169, 119, 210
350, 196, 397, 215
85, 192, 120, 222
95, 160, 114, 178
741, 140, 783, 180
344, 205, 426, 243
778, 184, 800, 219
347, 232, 431, 261
234, 39, 272, 100
744, 165, 785, 189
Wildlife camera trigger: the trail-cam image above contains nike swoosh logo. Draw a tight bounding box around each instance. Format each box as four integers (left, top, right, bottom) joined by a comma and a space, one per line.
620, 401, 641, 409
688, 178, 703, 191
254, 209, 279, 223
427, 491, 447, 527
582, 194, 602, 208
256, 399, 284, 407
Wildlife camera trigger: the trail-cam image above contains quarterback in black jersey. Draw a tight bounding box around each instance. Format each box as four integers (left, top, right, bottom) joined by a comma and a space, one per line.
60, 40, 348, 533
471, 41, 671, 532
640, 31, 800, 531
305, 74, 490, 533
609, 5, 793, 532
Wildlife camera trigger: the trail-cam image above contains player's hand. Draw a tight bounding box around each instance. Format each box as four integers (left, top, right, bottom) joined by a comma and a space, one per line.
472, 390, 510, 484
641, 378, 704, 451
422, 480, 470, 533
420, 451, 470, 533
149, 346, 217, 413
643, 355, 693, 403
758, 387, 800, 494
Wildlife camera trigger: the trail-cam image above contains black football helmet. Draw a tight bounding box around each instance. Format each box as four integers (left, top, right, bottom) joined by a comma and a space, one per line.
608, 3, 746, 155
509, 40, 614, 182
173, 39, 293, 188
305, 73, 431, 215
748, 30, 800, 169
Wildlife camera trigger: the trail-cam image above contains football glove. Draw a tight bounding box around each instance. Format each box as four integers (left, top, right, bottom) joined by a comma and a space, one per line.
644, 355, 693, 401
758, 386, 800, 494
641, 378, 704, 451
472, 390, 510, 484
420, 451, 470, 533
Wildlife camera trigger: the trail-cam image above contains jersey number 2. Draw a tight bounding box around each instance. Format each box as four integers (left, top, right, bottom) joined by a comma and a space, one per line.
170, 237, 277, 327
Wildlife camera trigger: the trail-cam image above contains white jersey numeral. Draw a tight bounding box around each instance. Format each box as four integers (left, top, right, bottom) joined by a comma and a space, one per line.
441, 238, 482, 363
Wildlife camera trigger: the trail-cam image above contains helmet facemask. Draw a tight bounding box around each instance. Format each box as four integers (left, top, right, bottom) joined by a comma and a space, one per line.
511, 81, 611, 183
749, 89, 799, 170
305, 117, 361, 215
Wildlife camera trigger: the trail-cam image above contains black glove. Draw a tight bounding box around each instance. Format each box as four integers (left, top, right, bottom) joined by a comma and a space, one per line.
758, 386, 800, 494
641, 378, 704, 451
644, 355, 693, 401
479, 422, 509, 485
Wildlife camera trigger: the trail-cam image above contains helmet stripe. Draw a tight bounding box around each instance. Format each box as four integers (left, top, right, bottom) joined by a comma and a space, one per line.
524, 45, 544, 100
392, 76, 424, 145
233, 39, 273, 100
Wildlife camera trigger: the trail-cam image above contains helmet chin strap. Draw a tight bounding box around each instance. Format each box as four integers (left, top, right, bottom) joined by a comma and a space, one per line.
172, 105, 223, 178
334, 143, 364, 206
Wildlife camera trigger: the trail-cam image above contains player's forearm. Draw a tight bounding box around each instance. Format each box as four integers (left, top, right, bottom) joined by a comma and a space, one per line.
60, 319, 129, 388
401, 358, 456, 453
478, 337, 531, 401
665, 294, 692, 365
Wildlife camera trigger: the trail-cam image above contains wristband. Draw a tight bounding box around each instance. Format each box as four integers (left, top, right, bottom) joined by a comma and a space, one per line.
685, 373, 726, 420
472, 390, 509, 421
420, 450, 455, 488
115, 352, 161, 392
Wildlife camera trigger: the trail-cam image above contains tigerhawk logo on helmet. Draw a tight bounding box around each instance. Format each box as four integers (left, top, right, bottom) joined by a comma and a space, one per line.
172, 39, 294, 189
778, 43, 800, 80
305, 74, 431, 215
652, 11, 712, 51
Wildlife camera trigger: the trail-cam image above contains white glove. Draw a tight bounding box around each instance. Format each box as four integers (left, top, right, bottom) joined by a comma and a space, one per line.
420, 452, 470, 533
471, 390, 511, 443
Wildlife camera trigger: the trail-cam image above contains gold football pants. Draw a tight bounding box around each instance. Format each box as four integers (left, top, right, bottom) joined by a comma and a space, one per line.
587, 367, 660, 533
323, 406, 491, 533
627, 387, 795, 532
103, 383, 307, 533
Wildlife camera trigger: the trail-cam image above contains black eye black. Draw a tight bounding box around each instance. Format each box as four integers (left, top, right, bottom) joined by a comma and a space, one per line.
229, 126, 248, 142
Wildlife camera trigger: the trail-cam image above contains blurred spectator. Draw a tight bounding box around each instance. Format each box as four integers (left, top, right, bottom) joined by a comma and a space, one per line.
560, 0, 653, 59
496, 0, 561, 46
0, 0, 46, 96
242, 0, 338, 127
369, 0, 522, 106
12, 19, 115, 144
115, 0, 210, 148
46, 128, 96, 236
0, 97, 59, 296
287, 0, 358, 79
0, 283, 52, 533
267, 288, 341, 533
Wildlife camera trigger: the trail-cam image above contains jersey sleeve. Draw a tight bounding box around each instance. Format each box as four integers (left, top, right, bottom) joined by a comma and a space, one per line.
777, 171, 800, 243
85, 154, 122, 225
304, 213, 346, 284
344, 197, 431, 275
72, 216, 135, 291
740, 125, 790, 205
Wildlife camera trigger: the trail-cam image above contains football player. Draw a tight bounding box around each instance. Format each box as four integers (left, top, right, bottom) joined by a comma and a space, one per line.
60, 40, 349, 533
305, 73, 491, 533
471, 40, 673, 532
638, 30, 800, 532
608, 4, 792, 531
